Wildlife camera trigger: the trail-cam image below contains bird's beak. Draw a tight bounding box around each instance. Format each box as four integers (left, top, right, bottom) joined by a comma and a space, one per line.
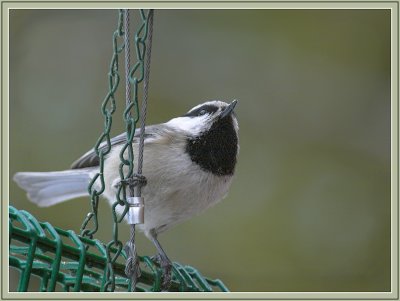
219, 100, 238, 119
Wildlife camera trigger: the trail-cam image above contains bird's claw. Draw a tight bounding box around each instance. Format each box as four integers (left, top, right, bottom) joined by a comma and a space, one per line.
150, 254, 162, 265
160, 260, 172, 291
151, 254, 172, 291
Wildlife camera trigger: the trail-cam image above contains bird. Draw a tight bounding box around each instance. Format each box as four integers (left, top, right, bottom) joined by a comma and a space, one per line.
13, 99, 239, 290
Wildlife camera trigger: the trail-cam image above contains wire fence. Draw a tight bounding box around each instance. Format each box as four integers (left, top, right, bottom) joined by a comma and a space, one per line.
9, 205, 229, 292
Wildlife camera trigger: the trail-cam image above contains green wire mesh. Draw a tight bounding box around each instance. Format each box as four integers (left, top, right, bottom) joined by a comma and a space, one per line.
9, 206, 229, 292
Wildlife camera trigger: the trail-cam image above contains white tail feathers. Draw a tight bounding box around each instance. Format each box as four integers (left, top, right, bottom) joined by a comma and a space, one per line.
13, 169, 93, 207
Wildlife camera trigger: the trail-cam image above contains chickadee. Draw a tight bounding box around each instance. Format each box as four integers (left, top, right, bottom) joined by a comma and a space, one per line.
14, 100, 239, 290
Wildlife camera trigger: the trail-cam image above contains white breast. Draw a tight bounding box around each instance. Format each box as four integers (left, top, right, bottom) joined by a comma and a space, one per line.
102, 136, 233, 238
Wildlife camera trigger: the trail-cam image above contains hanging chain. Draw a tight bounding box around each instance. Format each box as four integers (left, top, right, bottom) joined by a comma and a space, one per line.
80, 10, 125, 240
117, 8, 152, 205
78, 8, 153, 292
102, 9, 153, 292
122, 8, 141, 292
123, 9, 154, 292
138, 9, 153, 197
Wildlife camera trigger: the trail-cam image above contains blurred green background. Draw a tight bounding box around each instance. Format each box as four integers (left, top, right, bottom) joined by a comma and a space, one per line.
9, 9, 391, 291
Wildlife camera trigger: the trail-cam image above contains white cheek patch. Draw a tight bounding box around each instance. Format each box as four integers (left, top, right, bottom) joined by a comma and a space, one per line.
166, 115, 211, 135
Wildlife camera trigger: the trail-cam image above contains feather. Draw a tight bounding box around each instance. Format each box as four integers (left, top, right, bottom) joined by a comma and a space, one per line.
13, 169, 94, 207
70, 128, 156, 169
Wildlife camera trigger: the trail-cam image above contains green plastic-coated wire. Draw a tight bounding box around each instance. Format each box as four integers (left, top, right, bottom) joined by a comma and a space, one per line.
9, 206, 229, 292
80, 9, 125, 241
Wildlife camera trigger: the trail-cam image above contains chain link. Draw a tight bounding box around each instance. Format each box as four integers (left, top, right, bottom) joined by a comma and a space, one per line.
117, 9, 153, 292
116, 9, 152, 224
79, 9, 152, 292
80, 10, 125, 241
103, 9, 153, 292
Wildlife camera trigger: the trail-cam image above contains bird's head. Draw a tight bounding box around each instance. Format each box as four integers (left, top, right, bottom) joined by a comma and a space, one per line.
167, 100, 239, 176
166, 100, 239, 137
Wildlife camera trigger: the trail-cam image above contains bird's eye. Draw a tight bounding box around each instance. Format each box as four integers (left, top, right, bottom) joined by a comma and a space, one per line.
183, 105, 218, 118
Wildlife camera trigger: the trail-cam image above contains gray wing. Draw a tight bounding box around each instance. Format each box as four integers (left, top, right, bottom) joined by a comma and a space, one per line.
70, 126, 157, 169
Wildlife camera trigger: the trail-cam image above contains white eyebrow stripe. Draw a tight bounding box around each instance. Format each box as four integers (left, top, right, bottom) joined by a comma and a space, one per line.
187, 100, 225, 113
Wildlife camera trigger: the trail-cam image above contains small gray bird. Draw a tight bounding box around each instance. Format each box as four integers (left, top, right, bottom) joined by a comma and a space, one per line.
14, 100, 239, 290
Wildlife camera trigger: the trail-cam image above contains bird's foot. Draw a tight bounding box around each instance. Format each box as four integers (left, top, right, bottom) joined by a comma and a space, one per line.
151, 254, 172, 291
160, 259, 172, 291
150, 254, 162, 265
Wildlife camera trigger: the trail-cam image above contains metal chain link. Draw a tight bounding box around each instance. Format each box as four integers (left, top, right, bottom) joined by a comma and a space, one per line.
103, 9, 153, 292
117, 9, 152, 202
80, 9, 125, 241
79, 9, 152, 292
123, 9, 154, 292
137, 9, 153, 197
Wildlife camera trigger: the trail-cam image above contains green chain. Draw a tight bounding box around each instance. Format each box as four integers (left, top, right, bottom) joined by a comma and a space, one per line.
80, 11, 124, 245
117, 9, 151, 206
79, 9, 152, 292
103, 9, 153, 292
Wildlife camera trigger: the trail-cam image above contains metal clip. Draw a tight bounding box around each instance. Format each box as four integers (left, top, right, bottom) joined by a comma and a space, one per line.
126, 197, 144, 224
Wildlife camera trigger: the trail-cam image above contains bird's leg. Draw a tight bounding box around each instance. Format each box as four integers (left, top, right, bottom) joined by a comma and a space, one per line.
149, 229, 172, 291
